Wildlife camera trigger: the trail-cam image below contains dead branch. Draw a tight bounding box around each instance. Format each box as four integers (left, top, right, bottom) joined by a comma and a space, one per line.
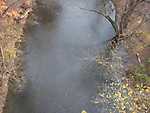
0, 46, 6, 86
136, 53, 142, 64
0, 46, 5, 66
80, 7, 119, 33
15, 8, 32, 22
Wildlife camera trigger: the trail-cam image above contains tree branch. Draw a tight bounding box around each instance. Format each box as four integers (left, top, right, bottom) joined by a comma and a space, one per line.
80, 7, 119, 34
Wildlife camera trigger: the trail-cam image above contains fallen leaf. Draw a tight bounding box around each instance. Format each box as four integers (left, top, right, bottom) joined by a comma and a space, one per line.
81, 110, 87, 113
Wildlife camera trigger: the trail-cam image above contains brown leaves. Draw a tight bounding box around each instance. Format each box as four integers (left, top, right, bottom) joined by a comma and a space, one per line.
0, 0, 7, 15
97, 80, 150, 113
0, 0, 32, 24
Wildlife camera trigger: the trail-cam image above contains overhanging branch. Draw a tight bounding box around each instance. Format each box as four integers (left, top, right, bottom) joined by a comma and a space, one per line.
80, 7, 119, 34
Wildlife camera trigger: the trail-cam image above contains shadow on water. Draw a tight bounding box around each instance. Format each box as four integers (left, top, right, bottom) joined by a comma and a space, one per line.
33, 0, 62, 24
5, 0, 116, 113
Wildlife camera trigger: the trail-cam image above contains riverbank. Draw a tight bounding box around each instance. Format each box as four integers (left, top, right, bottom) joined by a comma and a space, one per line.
0, 0, 31, 113
112, 0, 150, 88
95, 32, 150, 112
100, 0, 150, 112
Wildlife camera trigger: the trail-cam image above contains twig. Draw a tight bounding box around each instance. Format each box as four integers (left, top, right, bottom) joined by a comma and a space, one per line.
136, 53, 142, 64
0, 46, 7, 71
0, 46, 5, 86
0, 46, 5, 65
16, 8, 32, 21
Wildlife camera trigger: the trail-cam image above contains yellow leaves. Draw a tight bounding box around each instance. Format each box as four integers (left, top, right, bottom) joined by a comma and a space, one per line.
145, 87, 150, 93
122, 84, 126, 89
121, 83, 129, 89
81, 110, 87, 113
128, 90, 133, 96
4, 48, 17, 60
98, 78, 150, 113
132, 112, 136, 113
115, 92, 122, 98
135, 84, 150, 93
136, 84, 140, 88
141, 32, 150, 38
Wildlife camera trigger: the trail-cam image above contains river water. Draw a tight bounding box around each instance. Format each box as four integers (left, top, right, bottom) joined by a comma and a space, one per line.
5, 0, 115, 113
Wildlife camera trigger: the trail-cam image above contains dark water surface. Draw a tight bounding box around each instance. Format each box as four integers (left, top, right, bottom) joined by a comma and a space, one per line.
6, 0, 115, 113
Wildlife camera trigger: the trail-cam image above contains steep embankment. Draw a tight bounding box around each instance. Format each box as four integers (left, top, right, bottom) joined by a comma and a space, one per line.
93, 1, 150, 112
0, 0, 31, 113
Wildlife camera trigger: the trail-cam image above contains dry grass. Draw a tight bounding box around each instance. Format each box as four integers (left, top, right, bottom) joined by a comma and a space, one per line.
0, 17, 22, 113
0, 0, 32, 112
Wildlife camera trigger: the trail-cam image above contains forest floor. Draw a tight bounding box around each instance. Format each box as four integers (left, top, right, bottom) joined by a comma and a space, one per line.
99, 0, 150, 112
0, 0, 32, 113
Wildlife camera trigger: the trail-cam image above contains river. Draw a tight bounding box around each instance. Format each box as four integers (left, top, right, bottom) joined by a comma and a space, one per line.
5, 0, 115, 113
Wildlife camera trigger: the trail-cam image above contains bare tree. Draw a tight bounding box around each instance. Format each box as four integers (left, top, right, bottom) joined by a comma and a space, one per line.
81, 0, 150, 47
